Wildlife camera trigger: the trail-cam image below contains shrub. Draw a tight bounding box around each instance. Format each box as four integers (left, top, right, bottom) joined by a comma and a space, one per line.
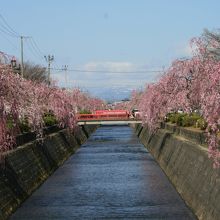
43, 113, 57, 127
190, 113, 201, 126
166, 113, 177, 123
166, 112, 207, 129
182, 114, 192, 127
196, 118, 207, 130
6, 117, 14, 130
175, 113, 187, 126
79, 109, 91, 114
19, 118, 31, 133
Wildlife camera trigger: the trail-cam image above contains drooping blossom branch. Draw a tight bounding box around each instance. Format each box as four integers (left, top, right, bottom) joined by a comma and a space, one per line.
134, 36, 220, 168
0, 65, 105, 159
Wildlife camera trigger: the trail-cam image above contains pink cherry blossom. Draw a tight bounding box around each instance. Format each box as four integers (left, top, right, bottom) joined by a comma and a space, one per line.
0, 64, 105, 160
133, 37, 220, 168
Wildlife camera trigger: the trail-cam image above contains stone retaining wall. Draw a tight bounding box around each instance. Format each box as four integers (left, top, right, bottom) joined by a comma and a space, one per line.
0, 125, 98, 220
133, 124, 220, 220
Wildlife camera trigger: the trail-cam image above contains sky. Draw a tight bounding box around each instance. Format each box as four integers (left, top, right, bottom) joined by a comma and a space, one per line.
1, 0, 220, 101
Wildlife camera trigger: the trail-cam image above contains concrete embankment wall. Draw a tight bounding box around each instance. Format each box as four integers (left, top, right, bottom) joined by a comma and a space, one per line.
133, 123, 220, 220
0, 125, 98, 220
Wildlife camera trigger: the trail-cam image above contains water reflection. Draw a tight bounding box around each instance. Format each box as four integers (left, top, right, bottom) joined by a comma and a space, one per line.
11, 125, 196, 219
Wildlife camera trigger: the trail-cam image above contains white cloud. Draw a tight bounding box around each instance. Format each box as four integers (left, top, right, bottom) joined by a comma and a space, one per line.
51, 60, 161, 99
77, 61, 159, 86
83, 61, 136, 72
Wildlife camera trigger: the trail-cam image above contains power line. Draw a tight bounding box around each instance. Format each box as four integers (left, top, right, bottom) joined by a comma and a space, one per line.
0, 26, 18, 38
0, 14, 19, 37
29, 37, 45, 57
0, 23, 18, 37
25, 38, 43, 61
53, 61, 60, 70
0, 14, 163, 77
51, 68, 164, 74
0, 14, 19, 35
0, 13, 48, 77
0, 31, 18, 50
25, 38, 45, 61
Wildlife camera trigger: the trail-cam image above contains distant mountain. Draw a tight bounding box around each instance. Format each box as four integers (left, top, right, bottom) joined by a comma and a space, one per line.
86, 86, 135, 102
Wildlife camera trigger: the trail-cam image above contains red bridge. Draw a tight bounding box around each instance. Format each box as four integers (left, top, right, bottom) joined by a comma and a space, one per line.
77, 110, 130, 121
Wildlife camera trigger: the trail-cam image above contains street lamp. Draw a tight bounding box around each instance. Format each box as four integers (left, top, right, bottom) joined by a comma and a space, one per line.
11, 57, 16, 68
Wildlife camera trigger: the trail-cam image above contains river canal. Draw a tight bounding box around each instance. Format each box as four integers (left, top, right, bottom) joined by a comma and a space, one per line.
11, 125, 195, 219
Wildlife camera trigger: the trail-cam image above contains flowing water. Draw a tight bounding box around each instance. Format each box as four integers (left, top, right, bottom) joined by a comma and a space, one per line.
11, 125, 196, 219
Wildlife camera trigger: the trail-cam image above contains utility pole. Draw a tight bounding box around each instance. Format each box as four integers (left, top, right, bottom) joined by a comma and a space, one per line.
20, 36, 24, 77
20, 36, 31, 77
63, 65, 68, 88
44, 55, 54, 85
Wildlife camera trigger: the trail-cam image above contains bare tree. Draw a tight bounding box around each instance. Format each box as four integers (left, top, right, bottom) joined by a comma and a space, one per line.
203, 29, 220, 60
23, 62, 47, 83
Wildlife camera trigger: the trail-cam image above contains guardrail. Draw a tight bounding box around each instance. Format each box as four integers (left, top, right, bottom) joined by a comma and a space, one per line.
77, 113, 130, 121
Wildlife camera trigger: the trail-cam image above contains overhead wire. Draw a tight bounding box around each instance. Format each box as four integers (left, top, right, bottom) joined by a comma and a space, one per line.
0, 14, 20, 37
0, 14, 46, 62
29, 38, 45, 57
25, 38, 43, 61
0, 14, 20, 53
30, 37, 44, 59
0, 33, 18, 50
26, 38, 45, 61
0, 26, 18, 38
51, 67, 164, 74
0, 14, 163, 81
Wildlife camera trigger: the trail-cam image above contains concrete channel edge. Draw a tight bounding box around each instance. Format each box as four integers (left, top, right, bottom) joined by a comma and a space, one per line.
0, 125, 98, 220
131, 123, 220, 220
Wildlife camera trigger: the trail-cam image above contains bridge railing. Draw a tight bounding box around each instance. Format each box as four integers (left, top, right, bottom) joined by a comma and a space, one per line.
94, 110, 129, 115
77, 112, 130, 121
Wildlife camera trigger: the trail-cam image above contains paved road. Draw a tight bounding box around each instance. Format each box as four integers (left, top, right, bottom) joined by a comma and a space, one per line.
11, 125, 196, 219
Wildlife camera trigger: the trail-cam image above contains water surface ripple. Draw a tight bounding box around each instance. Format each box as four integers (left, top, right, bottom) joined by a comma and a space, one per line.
11, 125, 196, 219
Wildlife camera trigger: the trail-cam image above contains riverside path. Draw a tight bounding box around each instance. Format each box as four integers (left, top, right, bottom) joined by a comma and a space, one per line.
11, 125, 196, 219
